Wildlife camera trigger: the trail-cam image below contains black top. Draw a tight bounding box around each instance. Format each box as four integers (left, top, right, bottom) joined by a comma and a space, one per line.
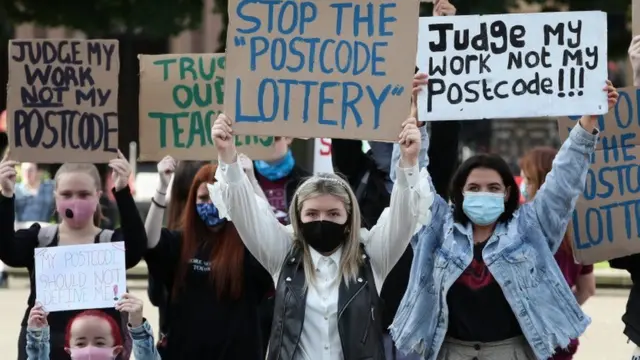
610, 255, 640, 346
144, 229, 274, 360
0, 187, 146, 359
446, 241, 522, 342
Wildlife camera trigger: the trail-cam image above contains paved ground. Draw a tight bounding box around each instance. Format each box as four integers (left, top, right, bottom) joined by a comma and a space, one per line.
0, 280, 635, 359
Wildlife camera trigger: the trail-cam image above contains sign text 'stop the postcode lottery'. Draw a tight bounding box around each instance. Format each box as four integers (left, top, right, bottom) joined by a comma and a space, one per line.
224, 0, 419, 142
416, 11, 608, 122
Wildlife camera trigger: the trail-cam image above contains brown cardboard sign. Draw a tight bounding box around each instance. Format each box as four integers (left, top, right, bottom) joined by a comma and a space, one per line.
138, 53, 276, 161
7, 39, 119, 163
224, 0, 419, 142
557, 86, 640, 264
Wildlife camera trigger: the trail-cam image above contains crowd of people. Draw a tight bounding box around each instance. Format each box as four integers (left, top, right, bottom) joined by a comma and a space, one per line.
1, 1, 640, 360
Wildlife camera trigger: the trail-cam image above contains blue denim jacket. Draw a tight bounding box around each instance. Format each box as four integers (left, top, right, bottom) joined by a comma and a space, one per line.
389, 124, 597, 360
26, 320, 161, 360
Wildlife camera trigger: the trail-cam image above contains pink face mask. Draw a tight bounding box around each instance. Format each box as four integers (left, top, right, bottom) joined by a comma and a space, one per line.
56, 198, 97, 229
68, 346, 116, 360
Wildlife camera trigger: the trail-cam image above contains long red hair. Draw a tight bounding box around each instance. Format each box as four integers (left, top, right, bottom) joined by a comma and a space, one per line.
64, 310, 123, 348
519, 146, 573, 254
172, 163, 246, 300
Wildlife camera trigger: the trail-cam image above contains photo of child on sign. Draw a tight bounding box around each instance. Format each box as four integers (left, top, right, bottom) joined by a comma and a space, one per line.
224, 0, 419, 142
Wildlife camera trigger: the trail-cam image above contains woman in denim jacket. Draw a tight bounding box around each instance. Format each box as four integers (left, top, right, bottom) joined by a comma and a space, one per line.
26, 293, 160, 360
390, 75, 618, 360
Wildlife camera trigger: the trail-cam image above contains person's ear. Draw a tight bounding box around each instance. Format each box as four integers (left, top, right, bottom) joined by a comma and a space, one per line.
284, 137, 293, 146
96, 190, 103, 198
113, 345, 123, 356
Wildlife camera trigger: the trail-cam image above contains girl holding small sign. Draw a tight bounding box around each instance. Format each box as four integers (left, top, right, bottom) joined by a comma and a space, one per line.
389, 78, 618, 360
0, 151, 148, 360
26, 293, 160, 360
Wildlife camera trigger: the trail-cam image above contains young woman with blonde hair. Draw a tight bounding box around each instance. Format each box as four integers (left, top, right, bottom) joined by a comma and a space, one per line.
209, 109, 434, 359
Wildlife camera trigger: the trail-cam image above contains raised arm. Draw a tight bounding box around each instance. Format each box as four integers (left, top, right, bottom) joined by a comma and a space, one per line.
364, 118, 435, 286
145, 156, 175, 249
210, 114, 293, 275
521, 121, 599, 252
109, 152, 147, 268
0, 157, 39, 267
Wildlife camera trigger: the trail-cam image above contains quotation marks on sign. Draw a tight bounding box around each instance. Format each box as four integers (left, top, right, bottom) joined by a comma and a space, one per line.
234, 36, 247, 47
231, 0, 407, 130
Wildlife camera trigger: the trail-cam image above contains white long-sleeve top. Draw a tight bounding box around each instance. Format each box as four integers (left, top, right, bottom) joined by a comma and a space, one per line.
208, 158, 434, 360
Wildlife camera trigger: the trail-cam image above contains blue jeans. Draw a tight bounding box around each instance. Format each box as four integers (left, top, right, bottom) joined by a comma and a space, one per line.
384, 334, 420, 360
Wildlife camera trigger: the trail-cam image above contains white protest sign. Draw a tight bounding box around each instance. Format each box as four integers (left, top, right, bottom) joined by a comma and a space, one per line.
35, 242, 126, 312
416, 11, 608, 121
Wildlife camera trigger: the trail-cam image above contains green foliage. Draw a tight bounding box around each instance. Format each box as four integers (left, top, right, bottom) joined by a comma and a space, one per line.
4, 0, 205, 38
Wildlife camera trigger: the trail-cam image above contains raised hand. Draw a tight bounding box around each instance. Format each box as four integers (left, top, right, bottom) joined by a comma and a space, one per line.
629, 35, 640, 86
433, 0, 456, 16
0, 152, 18, 198
27, 303, 48, 329
399, 117, 421, 167
157, 155, 177, 191
109, 150, 132, 192
604, 80, 619, 111
115, 293, 144, 328
211, 113, 237, 164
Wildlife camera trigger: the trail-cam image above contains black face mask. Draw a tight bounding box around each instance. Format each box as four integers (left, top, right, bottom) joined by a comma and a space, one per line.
300, 220, 348, 253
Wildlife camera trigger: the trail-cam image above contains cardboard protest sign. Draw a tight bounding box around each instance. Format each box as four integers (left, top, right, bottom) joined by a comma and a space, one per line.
7, 40, 119, 162
417, 12, 608, 122
557, 86, 640, 264
225, 0, 419, 142
139, 53, 276, 161
34, 241, 126, 312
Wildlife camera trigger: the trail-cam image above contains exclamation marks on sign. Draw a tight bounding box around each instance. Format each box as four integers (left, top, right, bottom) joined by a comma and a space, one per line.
558, 68, 585, 98
113, 284, 119, 301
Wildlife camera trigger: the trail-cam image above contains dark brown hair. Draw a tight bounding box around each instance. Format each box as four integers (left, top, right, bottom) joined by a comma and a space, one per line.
519, 146, 573, 254
172, 164, 246, 300
166, 161, 208, 230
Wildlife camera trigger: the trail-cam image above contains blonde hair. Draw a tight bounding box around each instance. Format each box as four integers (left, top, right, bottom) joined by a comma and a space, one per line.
289, 173, 363, 287
54, 163, 103, 226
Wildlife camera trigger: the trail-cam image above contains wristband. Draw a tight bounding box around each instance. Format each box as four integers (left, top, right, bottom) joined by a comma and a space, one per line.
151, 198, 167, 208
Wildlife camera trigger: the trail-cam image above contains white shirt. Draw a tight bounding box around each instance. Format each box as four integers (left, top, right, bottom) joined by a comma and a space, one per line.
209, 159, 434, 360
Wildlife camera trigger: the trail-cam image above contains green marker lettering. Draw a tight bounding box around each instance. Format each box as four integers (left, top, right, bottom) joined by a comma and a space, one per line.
214, 77, 224, 105
179, 57, 197, 81
153, 58, 177, 81
148, 112, 189, 148
186, 111, 208, 148
171, 114, 186, 148
197, 56, 216, 81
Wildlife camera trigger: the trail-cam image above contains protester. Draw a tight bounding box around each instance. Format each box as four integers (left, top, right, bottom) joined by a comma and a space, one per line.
0, 151, 147, 360
609, 34, 640, 360
14, 162, 55, 222
390, 76, 618, 360
144, 158, 274, 359
146, 160, 207, 339
519, 147, 596, 359
26, 293, 160, 360
209, 111, 434, 359
382, 3, 459, 359
251, 137, 310, 224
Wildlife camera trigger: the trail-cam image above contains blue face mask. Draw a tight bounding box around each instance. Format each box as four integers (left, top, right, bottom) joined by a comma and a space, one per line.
254, 149, 295, 181
519, 181, 529, 201
196, 203, 226, 227
462, 192, 505, 226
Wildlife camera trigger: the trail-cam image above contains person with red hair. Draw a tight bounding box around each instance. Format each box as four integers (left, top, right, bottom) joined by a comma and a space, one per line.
519, 146, 596, 359
144, 158, 273, 360
26, 293, 160, 359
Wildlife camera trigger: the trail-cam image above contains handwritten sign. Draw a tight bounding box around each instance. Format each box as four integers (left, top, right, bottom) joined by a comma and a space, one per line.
7, 40, 119, 162
35, 242, 126, 312
225, 0, 419, 142
558, 87, 640, 264
313, 138, 334, 173
139, 53, 275, 160
417, 12, 608, 122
